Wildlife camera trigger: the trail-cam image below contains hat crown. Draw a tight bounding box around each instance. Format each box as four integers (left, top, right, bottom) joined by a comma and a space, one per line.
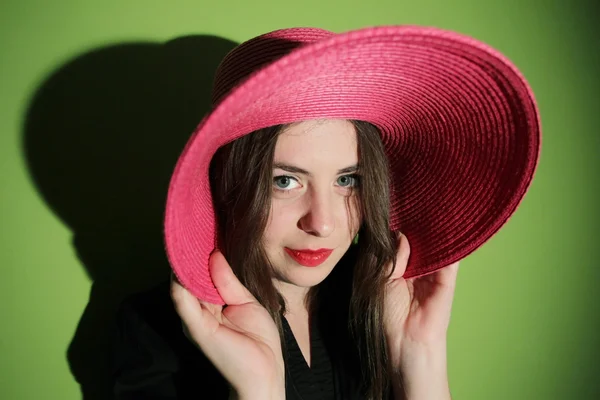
211, 27, 333, 106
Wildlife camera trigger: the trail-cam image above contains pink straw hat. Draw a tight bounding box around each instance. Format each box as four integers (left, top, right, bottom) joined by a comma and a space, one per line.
165, 25, 541, 304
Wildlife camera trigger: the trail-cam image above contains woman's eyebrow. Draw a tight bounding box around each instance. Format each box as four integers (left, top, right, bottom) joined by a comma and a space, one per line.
273, 162, 358, 176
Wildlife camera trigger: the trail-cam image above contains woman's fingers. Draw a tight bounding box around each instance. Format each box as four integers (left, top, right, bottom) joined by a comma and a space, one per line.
387, 232, 411, 281
170, 275, 244, 374
435, 261, 460, 289
170, 273, 220, 341
170, 260, 284, 395
210, 251, 258, 306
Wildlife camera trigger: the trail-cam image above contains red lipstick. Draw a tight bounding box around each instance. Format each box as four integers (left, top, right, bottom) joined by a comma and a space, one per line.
284, 248, 333, 267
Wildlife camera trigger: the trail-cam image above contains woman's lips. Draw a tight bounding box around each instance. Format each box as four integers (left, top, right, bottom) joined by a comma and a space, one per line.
284, 248, 333, 267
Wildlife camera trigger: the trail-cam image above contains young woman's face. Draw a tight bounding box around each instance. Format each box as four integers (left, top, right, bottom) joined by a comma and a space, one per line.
263, 119, 362, 291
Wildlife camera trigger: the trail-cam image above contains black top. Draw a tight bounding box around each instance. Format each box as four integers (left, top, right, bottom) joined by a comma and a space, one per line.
110, 280, 365, 399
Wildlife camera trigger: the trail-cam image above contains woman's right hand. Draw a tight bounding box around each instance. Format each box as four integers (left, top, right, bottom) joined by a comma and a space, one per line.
170, 251, 285, 400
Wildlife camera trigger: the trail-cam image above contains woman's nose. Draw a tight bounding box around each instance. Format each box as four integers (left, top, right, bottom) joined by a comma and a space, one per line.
297, 190, 335, 237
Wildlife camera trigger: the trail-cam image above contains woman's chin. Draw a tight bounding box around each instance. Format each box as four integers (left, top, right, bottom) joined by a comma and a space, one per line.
282, 264, 336, 288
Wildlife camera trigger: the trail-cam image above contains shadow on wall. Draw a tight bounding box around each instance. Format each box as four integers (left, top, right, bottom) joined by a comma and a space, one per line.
22, 35, 238, 400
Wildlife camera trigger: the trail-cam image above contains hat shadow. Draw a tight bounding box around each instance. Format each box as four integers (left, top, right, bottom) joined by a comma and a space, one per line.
22, 35, 237, 400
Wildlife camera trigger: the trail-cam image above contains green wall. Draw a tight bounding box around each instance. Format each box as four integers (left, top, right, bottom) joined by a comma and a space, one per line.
1, 1, 598, 399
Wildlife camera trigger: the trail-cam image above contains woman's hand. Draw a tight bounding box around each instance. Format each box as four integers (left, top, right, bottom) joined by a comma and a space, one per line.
383, 233, 459, 400
171, 251, 285, 400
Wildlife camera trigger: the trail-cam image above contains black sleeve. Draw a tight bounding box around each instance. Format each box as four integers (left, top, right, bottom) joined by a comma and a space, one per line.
110, 281, 230, 400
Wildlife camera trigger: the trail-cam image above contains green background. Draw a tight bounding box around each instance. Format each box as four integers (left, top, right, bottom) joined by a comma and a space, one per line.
1, 1, 598, 399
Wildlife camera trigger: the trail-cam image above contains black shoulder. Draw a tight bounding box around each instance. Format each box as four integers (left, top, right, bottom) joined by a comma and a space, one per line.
111, 280, 229, 399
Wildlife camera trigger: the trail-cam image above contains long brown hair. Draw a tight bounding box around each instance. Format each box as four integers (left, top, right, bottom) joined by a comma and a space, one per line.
209, 120, 399, 399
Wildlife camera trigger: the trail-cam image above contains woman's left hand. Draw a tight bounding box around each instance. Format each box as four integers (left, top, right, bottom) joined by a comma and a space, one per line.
383, 233, 459, 399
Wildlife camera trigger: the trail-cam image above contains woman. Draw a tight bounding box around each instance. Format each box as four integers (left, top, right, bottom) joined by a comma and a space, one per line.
112, 26, 540, 399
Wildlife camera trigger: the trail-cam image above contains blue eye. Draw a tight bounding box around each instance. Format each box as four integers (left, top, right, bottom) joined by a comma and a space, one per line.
337, 174, 359, 187
273, 176, 300, 190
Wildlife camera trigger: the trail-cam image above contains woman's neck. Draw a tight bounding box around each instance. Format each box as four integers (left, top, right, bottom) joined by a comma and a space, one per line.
273, 279, 310, 316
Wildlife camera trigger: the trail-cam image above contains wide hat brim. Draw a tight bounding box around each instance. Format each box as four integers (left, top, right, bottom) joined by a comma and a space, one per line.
165, 25, 541, 304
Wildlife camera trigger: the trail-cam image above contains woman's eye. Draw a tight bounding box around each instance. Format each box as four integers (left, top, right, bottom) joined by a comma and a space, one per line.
273, 175, 300, 191
337, 174, 360, 188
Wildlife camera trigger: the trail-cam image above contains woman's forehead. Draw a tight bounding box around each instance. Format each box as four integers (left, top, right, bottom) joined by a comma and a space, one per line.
274, 119, 358, 167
